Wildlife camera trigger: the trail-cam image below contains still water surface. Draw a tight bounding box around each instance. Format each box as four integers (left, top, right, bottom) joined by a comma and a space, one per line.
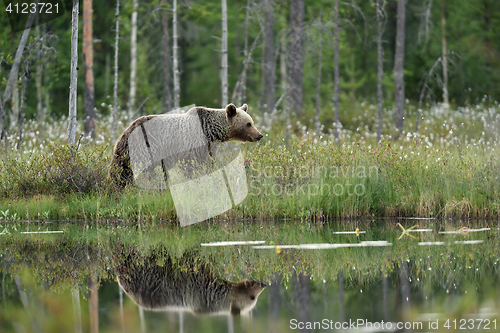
0, 219, 499, 332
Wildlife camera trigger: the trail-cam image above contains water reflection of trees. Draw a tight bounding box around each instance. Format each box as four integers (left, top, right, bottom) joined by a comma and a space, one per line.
0, 223, 499, 331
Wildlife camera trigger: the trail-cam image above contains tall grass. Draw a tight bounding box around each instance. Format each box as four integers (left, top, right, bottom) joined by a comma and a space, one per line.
0, 102, 499, 220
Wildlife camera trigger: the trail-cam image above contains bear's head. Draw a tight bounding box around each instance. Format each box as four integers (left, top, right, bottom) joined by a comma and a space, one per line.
226, 104, 263, 143
229, 280, 266, 315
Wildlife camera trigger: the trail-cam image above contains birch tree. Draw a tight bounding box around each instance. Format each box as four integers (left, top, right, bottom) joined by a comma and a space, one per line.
88, 276, 99, 333
11, 74, 19, 132
280, 35, 290, 142
68, 0, 79, 144
239, 0, 252, 105
129, 0, 138, 118
338, 270, 345, 322
17, 59, 28, 150
376, 0, 385, 143
104, 52, 110, 98
83, 0, 95, 139
162, 0, 172, 112
441, 0, 449, 106
262, 0, 275, 124
172, 0, 180, 110
111, 0, 120, 142
314, 12, 323, 137
36, 24, 44, 141
417, 0, 432, 52
288, 0, 305, 114
394, 0, 406, 136
221, 0, 228, 107
333, 0, 340, 143
293, 269, 311, 329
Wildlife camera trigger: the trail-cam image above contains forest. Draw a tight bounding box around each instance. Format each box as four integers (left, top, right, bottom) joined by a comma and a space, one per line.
0, 0, 499, 143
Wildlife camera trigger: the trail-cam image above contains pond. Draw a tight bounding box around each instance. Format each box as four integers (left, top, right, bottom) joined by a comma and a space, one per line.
0, 219, 499, 332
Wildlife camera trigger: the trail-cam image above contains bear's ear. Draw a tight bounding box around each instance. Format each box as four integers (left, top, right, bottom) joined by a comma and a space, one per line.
241, 104, 248, 112
226, 103, 237, 118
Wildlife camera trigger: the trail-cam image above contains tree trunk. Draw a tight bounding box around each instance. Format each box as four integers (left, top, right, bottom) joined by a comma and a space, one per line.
72, 289, 83, 333
483, 1, 491, 97
333, 0, 340, 143
162, 0, 172, 112
83, 0, 95, 139
129, 0, 138, 118
338, 269, 344, 322
239, 0, 252, 106
441, 0, 449, 106
347, 42, 357, 102
104, 52, 110, 98
88, 276, 99, 333
269, 273, 281, 319
262, 0, 275, 123
68, 0, 79, 145
172, 0, 180, 110
400, 260, 410, 312
0, 2, 38, 141
293, 269, 311, 330
17, 70, 27, 150
315, 13, 323, 137
288, 0, 305, 114
221, 0, 228, 107
111, 0, 120, 143
36, 24, 44, 143
11, 73, 19, 131
382, 274, 388, 321
394, 0, 406, 136
45, 87, 50, 123
376, 0, 384, 143
280, 35, 290, 142
315, 42, 322, 138
15, 276, 41, 333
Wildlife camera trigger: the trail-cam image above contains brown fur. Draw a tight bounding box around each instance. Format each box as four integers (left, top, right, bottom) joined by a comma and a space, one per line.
109, 103, 262, 188
114, 248, 266, 315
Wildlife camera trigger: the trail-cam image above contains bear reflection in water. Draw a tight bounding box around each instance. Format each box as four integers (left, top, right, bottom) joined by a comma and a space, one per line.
115, 249, 266, 316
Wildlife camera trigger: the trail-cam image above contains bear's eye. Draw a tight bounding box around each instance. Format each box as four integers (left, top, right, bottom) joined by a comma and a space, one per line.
247, 123, 251, 127
250, 296, 255, 300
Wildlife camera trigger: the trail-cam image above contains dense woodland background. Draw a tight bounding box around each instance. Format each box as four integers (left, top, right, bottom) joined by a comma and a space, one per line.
0, 0, 499, 144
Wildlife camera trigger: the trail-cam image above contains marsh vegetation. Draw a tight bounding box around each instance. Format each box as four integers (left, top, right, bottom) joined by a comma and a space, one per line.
1, 102, 499, 220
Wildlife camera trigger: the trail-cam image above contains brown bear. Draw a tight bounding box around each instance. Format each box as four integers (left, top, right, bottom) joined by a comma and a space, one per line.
110, 103, 263, 188
114, 248, 266, 315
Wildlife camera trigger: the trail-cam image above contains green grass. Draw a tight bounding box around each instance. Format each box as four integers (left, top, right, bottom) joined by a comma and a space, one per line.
1, 102, 499, 220
1, 138, 499, 220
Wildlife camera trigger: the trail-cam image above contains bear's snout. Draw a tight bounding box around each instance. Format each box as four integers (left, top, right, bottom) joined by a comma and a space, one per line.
256, 134, 263, 141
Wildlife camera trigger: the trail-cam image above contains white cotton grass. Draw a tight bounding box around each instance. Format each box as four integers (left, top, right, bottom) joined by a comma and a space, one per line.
2, 102, 499, 155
